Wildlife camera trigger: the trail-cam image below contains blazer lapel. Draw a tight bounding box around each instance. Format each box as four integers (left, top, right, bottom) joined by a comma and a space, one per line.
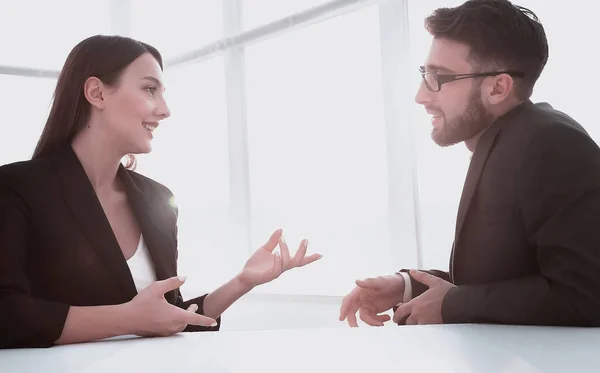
118, 167, 177, 284
454, 101, 533, 247
53, 146, 138, 300
453, 125, 501, 246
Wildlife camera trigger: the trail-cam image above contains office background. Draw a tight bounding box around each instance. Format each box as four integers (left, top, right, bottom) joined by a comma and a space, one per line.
0, 0, 593, 329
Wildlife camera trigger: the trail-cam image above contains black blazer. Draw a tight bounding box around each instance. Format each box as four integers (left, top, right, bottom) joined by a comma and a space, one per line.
0, 145, 219, 349
402, 101, 600, 326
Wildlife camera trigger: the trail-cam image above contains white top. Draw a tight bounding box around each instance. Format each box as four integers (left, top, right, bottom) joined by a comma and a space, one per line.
126, 235, 157, 293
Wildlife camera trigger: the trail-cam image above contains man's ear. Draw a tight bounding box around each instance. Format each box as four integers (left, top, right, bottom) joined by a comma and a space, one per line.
484, 73, 514, 105
83, 76, 106, 109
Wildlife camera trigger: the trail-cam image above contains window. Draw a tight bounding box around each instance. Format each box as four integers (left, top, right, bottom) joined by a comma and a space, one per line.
0, 0, 110, 70
135, 57, 232, 293
4, 0, 590, 303
408, 0, 471, 271
243, 0, 334, 30
0, 75, 56, 165
130, 0, 223, 61
244, 6, 390, 295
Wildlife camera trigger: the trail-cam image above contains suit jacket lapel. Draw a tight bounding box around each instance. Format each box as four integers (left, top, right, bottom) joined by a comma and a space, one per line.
53, 146, 138, 300
119, 167, 179, 304
454, 125, 501, 246
118, 167, 177, 284
454, 101, 533, 248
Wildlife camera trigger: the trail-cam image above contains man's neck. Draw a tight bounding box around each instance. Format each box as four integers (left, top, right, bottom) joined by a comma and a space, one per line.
465, 133, 483, 152
464, 99, 526, 153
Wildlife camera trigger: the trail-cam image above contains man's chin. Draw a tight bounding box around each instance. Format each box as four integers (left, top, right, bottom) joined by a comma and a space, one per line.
431, 128, 462, 148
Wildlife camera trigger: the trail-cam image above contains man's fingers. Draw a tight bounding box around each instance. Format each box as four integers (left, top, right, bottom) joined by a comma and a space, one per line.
359, 308, 385, 327
409, 269, 441, 287
355, 277, 384, 290
339, 292, 357, 321
347, 311, 359, 327
339, 302, 349, 321
393, 302, 413, 324
339, 293, 360, 327
262, 229, 283, 253
395, 314, 410, 325
377, 314, 392, 323
405, 314, 417, 325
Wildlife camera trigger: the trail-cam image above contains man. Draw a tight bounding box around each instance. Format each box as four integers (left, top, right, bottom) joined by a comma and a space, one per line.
339, 0, 600, 327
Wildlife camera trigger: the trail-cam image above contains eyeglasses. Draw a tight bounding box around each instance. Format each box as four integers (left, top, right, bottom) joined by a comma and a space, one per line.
419, 66, 525, 92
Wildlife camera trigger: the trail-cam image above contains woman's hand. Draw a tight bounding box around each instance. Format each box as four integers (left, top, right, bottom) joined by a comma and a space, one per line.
238, 229, 322, 288
127, 276, 217, 337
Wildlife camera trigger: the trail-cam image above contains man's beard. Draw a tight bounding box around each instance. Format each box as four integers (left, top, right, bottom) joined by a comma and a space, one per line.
431, 86, 496, 147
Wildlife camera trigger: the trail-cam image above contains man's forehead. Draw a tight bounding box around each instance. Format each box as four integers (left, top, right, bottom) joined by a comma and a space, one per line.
425, 38, 472, 73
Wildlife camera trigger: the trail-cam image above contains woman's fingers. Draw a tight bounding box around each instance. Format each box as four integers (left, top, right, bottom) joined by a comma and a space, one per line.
279, 235, 291, 270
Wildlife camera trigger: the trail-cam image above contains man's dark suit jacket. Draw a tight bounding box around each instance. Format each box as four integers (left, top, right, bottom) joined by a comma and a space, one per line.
401, 100, 600, 326
0, 145, 219, 349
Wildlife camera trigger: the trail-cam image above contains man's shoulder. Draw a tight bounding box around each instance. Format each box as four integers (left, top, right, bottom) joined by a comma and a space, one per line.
503, 102, 600, 181
501, 101, 595, 150
518, 102, 590, 138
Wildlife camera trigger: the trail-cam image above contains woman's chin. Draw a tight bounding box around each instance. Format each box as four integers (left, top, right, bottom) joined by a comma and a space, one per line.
133, 140, 153, 155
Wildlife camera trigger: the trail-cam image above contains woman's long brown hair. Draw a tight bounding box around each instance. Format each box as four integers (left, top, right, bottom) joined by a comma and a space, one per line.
32, 35, 163, 169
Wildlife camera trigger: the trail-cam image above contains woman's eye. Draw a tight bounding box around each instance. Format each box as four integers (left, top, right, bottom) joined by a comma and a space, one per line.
145, 86, 157, 95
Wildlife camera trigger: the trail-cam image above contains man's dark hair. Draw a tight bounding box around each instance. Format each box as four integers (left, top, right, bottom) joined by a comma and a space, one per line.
425, 0, 548, 100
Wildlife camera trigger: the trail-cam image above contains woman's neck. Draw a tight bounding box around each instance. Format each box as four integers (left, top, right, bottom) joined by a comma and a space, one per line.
71, 124, 124, 194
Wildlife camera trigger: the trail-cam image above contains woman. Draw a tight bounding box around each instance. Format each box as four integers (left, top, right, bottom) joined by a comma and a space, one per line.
0, 35, 321, 349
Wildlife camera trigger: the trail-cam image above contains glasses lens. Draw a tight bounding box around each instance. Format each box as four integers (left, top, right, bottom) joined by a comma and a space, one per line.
424, 72, 438, 91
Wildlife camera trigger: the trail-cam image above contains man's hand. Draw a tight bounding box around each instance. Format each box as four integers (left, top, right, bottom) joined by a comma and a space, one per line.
393, 269, 455, 325
339, 274, 405, 327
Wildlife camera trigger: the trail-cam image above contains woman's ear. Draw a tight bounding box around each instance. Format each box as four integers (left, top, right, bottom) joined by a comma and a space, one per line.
83, 76, 105, 109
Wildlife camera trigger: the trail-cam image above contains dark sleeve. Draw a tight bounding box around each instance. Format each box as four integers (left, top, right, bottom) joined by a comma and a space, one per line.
178, 293, 221, 332
393, 269, 449, 324
399, 269, 451, 299
442, 125, 600, 326
168, 203, 221, 332
0, 181, 70, 348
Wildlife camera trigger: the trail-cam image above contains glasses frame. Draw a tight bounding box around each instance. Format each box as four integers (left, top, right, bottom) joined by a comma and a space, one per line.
419, 66, 525, 92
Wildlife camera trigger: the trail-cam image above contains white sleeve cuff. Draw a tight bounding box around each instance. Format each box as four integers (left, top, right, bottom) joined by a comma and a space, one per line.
397, 272, 412, 305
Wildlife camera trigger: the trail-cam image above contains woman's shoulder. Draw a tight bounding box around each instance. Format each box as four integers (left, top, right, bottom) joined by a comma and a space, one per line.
0, 157, 55, 187
122, 169, 177, 211
124, 169, 173, 195
0, 144, 79, 188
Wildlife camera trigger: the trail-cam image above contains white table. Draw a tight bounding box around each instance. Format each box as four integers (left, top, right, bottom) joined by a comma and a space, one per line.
1, 324, 599, 372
